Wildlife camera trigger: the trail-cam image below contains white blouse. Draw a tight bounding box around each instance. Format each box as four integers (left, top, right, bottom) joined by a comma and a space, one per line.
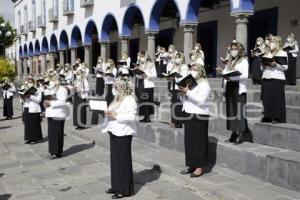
45, 86, 69, 119
262, 50, 288, 80
102, 96, 137, 137
23, 89, 42, 113
136, 61, 157, 89
180, 80, 211, 115
2, 83, 16, 99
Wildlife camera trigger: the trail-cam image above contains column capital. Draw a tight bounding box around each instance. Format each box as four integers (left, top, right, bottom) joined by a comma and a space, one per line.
235, 16, 249, 24
231, 12, 252, 18
120, 36, 130, 41
182, 23, 197, 33
84, 45, 92, 49
145, 31, 158, 37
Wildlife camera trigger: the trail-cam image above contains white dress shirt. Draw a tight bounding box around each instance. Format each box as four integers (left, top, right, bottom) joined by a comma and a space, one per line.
171, 64, 190, 90
180, 80, 211, 115
102, 96, 137, 137
74, 78, 89, 99
23, 89, 42, 113
104, 67, 118, 85
95, 63, 105, 78
2, 83, 16, 99
223, 57, 249, 95
262, 50, 288, 80
119, 57, 131, 75
45, 86, 69, 119
137, 61, 157, 89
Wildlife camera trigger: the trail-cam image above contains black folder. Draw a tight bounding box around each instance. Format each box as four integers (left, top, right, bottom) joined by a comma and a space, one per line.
105, 73, 115, 77
129, 68, 145, 75
18, 87, 37, 96
118, 61, 127, 66
44, 94, 57, 101
283, 46, 294, 51
176, 74, 198, 90
261, 56, 288, 66
222, 70, 242, 77
162, 72, 182, 78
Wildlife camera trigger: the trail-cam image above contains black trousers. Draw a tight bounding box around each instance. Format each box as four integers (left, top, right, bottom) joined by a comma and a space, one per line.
251, 57, 262, 84
285, 54, 297, 85
3, 97, 13, 117
136, 79, 154, 118
171, 89, 183, 126
261, 79, 286, 122
96, 77, 105, 96
225, 81, 247, 132
48, 118, 65, 155
109, 133, 134, 196
183, 113, 209, 168
105, 84, 114, 106
73, 93, 87, 127
24, 108, 43, 142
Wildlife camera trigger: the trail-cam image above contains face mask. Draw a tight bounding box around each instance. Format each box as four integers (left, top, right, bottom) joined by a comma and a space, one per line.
195, 46, 199, 51
169, 48, 174, 53
112, 87, 119, 96
230, 50, 239, 58
265, 40, 270, 46
191, 70, 198, 78
27, 83, 34, 88
122, 56, 126, 60
49, 81, 56, 89
191, 55, 195, 61
256, 41, 261, 45
175, 58, 181, 65
270, 42, 277, 50
140, 57, 147, 63
287, 38, 292, 42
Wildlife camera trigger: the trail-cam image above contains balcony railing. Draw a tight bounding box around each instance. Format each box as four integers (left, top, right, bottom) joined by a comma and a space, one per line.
80, 0, 94, 7
63, 0, 74, 16
28, 20, 36, 32
37, 15, 46, 28
20, 25, 28, 35
49, 8, 59, 23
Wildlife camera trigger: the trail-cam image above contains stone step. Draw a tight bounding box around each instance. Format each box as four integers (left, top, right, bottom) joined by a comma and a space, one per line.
253, 123, 300, 152
135, 122, 300, 192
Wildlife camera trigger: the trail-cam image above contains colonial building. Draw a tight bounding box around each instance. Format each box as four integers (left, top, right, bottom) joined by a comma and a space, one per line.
13, 0, 300, 78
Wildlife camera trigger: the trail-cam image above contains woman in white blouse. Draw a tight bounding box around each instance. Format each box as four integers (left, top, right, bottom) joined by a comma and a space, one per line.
179, 62, 211, 178
102, 78, 137, 199
118, 53, 131, 78
44, 76, 69, 158
217, 41, 249, 144
21, 76, 43, 144
2, 78, 16, 120
134, 51, 157, 123
95, 56, 105, 96
283, 33, 299, 85
104, 59, 118, 106
261, 36, 288, 123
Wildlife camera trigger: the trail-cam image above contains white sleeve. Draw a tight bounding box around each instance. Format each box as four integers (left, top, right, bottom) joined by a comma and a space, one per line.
50, 88, 68, 108
116, 97, 137, 123
186, 82, 211, 106
289, 44, 299, 54
29, 90, 42, 103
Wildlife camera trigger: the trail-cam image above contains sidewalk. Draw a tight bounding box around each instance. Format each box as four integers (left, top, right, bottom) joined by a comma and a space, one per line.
0, 106, 300, 200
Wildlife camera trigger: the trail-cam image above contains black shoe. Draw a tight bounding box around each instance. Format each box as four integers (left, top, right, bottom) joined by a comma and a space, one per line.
271, 119, 281, 124
234, 133, 244, 145
225, 132, 238, 143
261, 117, 271, 123
180, 168, 195, 175
7, 117, 12, 120
25, 141, 32, 144
190, 172, 204, 178
75, 126, 85, 130
55, 154, 62, 158
174, 124, 182, 129
112, 194, 128, 199
106, 188, 115, 194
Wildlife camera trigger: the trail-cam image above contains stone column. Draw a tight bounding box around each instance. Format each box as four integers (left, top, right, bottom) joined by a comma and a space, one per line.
23, 58, 28, 75
120, 37, 129, 55
17, 58, 23, 80
70, 48, 77, 65
28, 56, 33, 74
84, 45, 92, 66
234, 14, 250, 50
183, 24, 196, 64
59, 51, 65, 66
40, 54, 46, 74
100, 42, 108, 61
146, 32, 157, 62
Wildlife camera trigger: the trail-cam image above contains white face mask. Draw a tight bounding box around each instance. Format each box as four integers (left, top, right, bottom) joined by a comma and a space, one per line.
191, 55, 195, 61
122, 56, 126, 60
169, 48, 174, 53
270, 42, 277, 50
256, 41, 261, 45
49, 81, 56, 89
112, 87, 119, 96
287, 38, 292, 43
191, 70, 198, 78
27, 83, 34, 88
175, 58, 181, 65
140, 57, 147, 64
230, 50, 239, 58
265, 40, 270, 46
194, 46, 200, 51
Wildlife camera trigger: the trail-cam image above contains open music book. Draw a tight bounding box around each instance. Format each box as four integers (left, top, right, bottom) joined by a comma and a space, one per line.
129, 68, 145, 75
18, 87, 37, 96
261, 56, 288, 66
221, 70, 242, 77
162, 72, 183, 78
176, 74, 198, 90
2, 84, 11, 90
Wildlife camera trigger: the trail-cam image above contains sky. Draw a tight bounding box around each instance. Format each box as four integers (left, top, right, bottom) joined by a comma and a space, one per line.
0, 0, 15, 26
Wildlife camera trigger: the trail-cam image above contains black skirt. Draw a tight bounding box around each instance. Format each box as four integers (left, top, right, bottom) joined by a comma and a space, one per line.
40, 92, 45, 113
3, 97, 13, 117
251, 57, 262, 84
109, 133, 134, 196
136, 79, 154, 116
96, 77, 105, 96
73, 93, 87, 127
261, 79, 286, 122
160, 62, 167, 75
24, 108, 43, 142
183, 113, 209, 168
105, 84, 114, 106
48, 118, 65, 155
171, 88, 184, 125
155, 61, 161, 77
285, 54, 297, 85
225, 81, 247, 132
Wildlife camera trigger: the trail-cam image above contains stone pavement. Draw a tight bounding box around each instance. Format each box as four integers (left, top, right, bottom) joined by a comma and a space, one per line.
0, 105, 300, 200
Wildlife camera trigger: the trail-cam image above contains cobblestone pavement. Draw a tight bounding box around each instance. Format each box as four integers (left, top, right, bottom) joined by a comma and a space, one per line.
0, 104, 300, 200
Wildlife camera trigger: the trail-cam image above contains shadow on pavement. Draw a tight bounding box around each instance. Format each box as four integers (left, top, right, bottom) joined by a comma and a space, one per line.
0, 194, 12, 200
63, 141, 96, 157
0, 126, 11, 130
134, 165, 162, 195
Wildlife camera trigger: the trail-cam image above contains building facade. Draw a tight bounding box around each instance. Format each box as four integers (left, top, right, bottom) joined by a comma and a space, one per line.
14, 0, 300, 78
